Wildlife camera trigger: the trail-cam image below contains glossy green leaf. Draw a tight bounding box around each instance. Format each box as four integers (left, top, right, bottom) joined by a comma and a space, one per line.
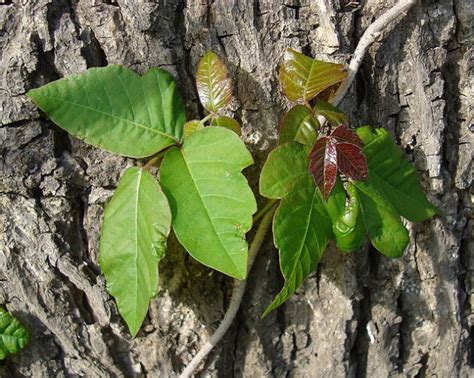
260, 142, 332, 315
196, 50, 233, 113
0, 307, 29, 360
279, 49, 347, 102
99, 167, 171, 337
314, 100, 348, 126
160, 127, 257, 280
27, 65, 185, 157
279, 105, 320, 146
263, 183, 332, 317
183, 120, 204, 140
356, 127, 439, 222
211, 116, 241, 135
260, 142, 310, 199
353, 183, 409, 257
333, 183, 366, 251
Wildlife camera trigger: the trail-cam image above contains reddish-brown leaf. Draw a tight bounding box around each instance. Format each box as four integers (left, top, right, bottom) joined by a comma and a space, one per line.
336, 142, 368, 181
309, 137, 338, 198
331, 125, 363, 147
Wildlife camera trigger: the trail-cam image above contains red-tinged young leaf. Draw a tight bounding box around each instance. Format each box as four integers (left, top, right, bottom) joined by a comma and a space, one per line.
196, 50, 233, 113
331, 125, 363, 147
309, 137, 338, 198
279, 49, 347, 102
336, 142, 368, 181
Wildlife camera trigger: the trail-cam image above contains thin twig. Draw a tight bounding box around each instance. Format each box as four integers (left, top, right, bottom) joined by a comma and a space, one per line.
180, 1, 418, 376
179, 205, 277, 378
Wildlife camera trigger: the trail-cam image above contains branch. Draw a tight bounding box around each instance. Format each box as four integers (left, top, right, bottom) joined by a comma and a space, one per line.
332, 0, 418, 106
180, 1, 418, 376
179, 205, 276, 378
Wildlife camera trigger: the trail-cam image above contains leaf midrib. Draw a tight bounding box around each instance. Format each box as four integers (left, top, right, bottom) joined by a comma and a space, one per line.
284, 186, 320, 280
32, 93, 180, 143
179, 148, 241, 276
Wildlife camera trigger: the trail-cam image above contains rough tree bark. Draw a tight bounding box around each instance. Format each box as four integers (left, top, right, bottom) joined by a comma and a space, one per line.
0, 0, 472, 376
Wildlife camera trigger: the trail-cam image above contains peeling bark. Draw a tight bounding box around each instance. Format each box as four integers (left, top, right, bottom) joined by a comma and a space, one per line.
0, 0, 471, 376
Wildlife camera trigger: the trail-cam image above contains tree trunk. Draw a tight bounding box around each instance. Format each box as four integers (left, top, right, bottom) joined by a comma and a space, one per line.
0, 0, 471, 376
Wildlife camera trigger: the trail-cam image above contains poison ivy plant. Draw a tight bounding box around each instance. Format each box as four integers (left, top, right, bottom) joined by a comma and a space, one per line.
26, 47, 438, 336
28, 50, 255, 336
259, 48, 438, 314
0, 307, 29, 360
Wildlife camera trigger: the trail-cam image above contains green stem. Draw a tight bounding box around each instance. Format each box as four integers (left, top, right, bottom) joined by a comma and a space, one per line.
253, 199, 279, 224
200, 114, 213, 126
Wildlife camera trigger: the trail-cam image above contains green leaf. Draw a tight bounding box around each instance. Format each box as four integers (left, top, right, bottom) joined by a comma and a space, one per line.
196, 50, 233, 113
279, 49, 347, 102
183, 120, 204, 140
99, 167, 171, 337
279, 105, 319, 146
314, 100, 348, 126
260, 142, 332, 315
27, 65, 186, 158
260, 142, 310, 199
211, 116, 241, 135
160, 127, 257, 280
356, 127, 439, 222
333, 183, 366, 251
262, 184, 332, 317
0, 307, 29, 360
353, 182, 409, 257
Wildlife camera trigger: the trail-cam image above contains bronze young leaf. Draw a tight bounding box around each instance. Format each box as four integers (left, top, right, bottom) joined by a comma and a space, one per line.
309, 125, 368, 198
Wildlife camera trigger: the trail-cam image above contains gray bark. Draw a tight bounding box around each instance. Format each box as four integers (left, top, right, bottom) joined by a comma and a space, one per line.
0, 0, 472, 376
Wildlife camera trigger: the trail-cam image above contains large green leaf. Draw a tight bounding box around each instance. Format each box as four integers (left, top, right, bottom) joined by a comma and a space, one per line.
196, 50, 233, 113
0, 307, 29, 360
160, 127, 257, 280
279, 49, 347, 102
353, 182, 409, 257
279, 105, 319, 146
27, 65, 186, 157
263, 183, 332, 317
260, 142, 332, 315
99, 167, 171, 337
356, 127, 438, 222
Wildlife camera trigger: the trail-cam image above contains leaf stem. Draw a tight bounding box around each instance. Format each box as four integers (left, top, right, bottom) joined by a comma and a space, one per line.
253, 199, 279, 224
179, 204, 277, 378
143, 147, 171, 170
200, 114, 213, 126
